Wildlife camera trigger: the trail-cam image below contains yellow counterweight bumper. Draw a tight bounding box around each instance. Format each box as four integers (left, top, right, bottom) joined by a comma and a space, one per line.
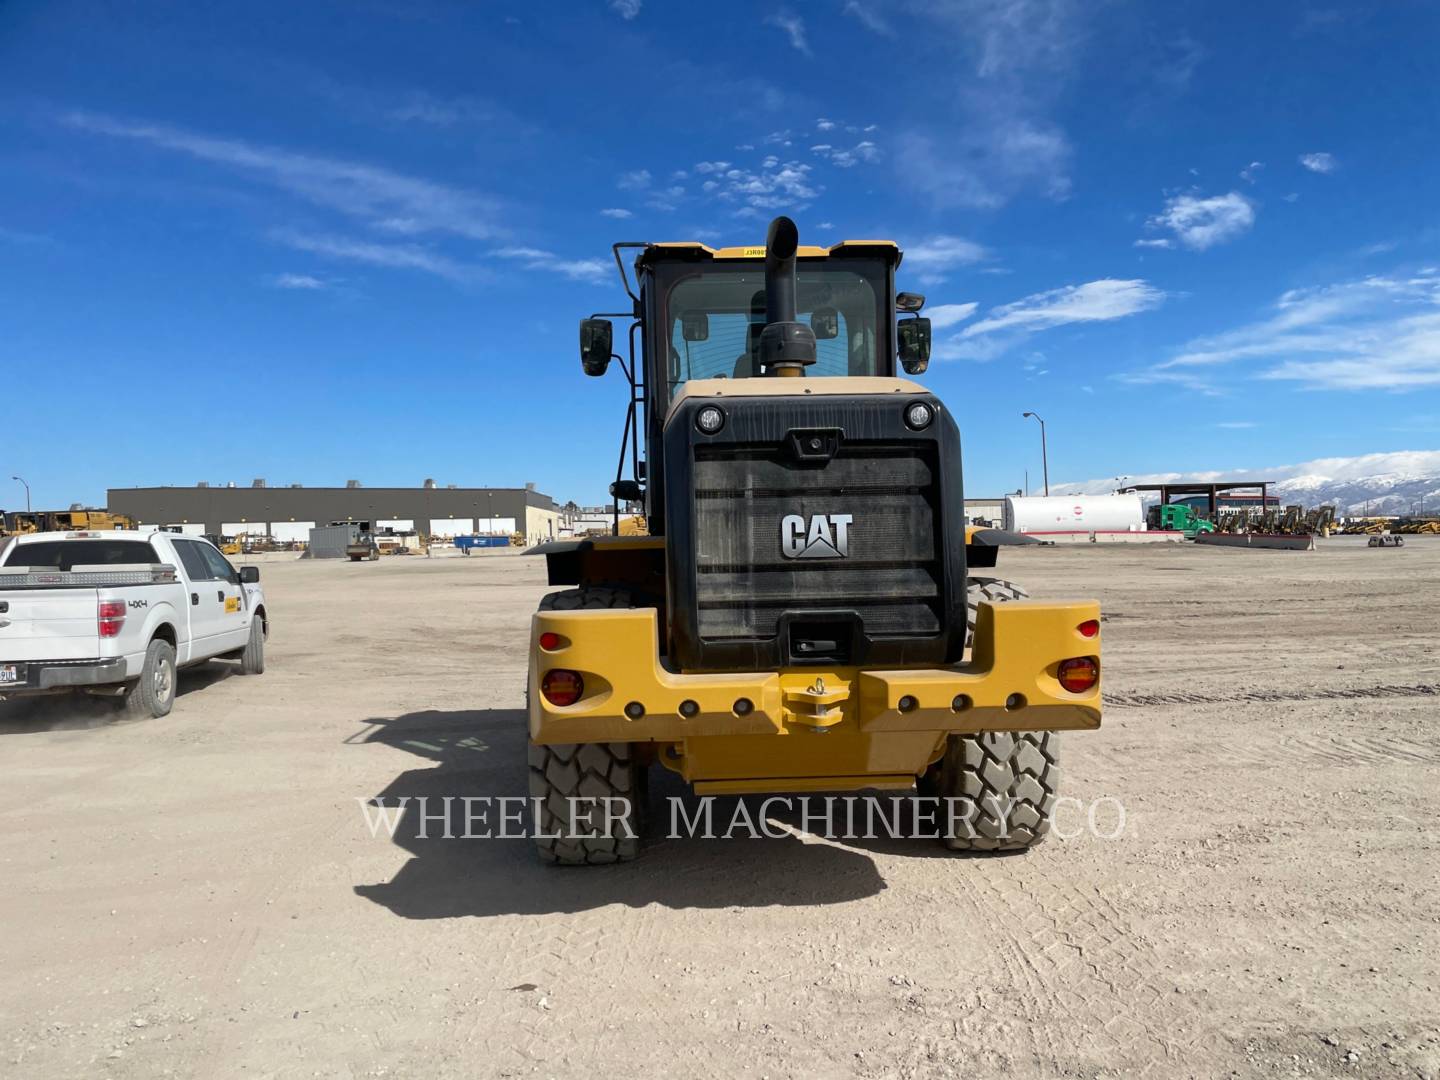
528, 600, 1101, 793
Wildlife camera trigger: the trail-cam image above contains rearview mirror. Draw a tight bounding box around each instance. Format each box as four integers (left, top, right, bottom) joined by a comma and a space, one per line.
580, 319, 613, 376
810, 307, 839, 340
898, 317, 932, 374
240, 565, 260, 584
896, 292, 926, 314
681, 311, 709, 342
609, 479, 644, 504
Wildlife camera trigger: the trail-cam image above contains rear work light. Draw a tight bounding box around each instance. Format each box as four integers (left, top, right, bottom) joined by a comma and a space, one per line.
1057, 657, 1099, 693
98, 600, 127, 638
540, 669, 584, 707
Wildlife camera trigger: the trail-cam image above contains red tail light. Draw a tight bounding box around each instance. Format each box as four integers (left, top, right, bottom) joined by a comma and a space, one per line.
1057, 657, 1099, 693
1077, 619, 1100, 638
538, 631, 563, 651
540, 669, 584, 707
98, 600, 127, 638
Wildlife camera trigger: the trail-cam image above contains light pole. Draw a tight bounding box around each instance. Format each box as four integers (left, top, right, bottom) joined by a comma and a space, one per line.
11, 475, 29, 512
1022, 412, 1049, 496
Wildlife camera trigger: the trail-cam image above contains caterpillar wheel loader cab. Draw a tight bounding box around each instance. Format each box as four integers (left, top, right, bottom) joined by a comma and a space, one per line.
527, 216, 1102, 864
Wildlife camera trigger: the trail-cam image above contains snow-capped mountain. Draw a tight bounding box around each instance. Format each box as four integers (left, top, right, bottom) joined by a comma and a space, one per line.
1052, 450, 1440, 515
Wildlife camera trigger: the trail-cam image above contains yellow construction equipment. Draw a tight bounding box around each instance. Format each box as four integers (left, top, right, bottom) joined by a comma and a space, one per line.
524, 216, 1101, 863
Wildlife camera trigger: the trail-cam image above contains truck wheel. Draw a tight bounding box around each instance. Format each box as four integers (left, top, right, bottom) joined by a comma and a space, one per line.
528, 742, 646, 864
117, 639, 177, 720
925, 577, 1059, 852
239, 617, 266, 675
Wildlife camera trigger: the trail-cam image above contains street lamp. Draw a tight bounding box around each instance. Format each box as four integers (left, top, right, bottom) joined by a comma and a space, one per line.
1022, 412, 1049, 496
11, 475, 29, 512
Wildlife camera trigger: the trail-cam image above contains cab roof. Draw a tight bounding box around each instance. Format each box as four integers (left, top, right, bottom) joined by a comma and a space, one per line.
636, 239, 902, 269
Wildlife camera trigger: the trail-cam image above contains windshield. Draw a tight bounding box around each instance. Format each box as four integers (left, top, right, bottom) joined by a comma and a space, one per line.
662, 261, 888, 395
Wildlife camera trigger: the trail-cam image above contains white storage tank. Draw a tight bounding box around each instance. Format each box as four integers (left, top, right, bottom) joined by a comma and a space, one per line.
1003, 494, 1145, 534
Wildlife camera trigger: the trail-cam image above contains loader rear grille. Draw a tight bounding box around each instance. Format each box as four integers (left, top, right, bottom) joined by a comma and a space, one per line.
691, 444, 941, 641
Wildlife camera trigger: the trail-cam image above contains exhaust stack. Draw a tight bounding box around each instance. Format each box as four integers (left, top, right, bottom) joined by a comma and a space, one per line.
759, 216, 816, 377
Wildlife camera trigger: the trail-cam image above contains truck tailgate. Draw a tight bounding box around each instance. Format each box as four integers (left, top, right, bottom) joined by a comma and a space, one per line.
0, 589, 101, 661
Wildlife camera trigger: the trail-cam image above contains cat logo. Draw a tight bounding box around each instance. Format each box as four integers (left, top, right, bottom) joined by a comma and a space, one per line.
780, 513, 852, 559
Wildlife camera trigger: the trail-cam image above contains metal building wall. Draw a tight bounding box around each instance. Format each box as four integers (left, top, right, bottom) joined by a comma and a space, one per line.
106, 486, 555, 539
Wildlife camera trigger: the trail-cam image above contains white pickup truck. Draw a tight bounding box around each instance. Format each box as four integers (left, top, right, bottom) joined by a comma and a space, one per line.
0, 530, 268, 717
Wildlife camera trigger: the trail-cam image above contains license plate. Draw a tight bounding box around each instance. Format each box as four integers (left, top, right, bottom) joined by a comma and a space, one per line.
0, 664, 24, 685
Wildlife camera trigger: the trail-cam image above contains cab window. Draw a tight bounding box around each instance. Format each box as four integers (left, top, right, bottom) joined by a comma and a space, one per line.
661, 260, 887, 395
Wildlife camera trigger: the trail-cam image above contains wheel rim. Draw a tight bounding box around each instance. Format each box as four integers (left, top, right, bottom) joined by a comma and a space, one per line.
154, 659, 173, 702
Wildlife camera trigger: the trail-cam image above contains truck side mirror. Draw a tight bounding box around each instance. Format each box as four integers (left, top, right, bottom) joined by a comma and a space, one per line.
240, 565, 260, 584
580, 319, 613, 376
609, 479, 644, 504
898, 317, 932, 374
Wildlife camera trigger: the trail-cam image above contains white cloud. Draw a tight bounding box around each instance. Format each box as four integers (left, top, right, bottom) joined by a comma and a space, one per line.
599, 208, 633, 219
495, 246, 610, 283
1147, 191, 1255, 250
926, 302, 979, 329
273, 231, 470, 280
816, 118, 836, 132
1133, 238, 1174, 250
67, 112, 502, 240
610, 0, 642, 18
617, 169, 651, 191
1124, 270, 1440, 392
842, 0, 894, 36
1216, 421, 1256, 429
272, 273, 326, 290
962, 279, 1166, 337
766, 10, 811, 55
704, 160, 819, 212
933, 279, 1165, 362
1240, 161, 1264, 183
826, 140, 881, 168
902, 235, 989, 285
1299, 151, 1338, 174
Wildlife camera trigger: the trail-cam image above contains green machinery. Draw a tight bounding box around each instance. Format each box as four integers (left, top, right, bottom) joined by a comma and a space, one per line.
1152, 503, 1217, 539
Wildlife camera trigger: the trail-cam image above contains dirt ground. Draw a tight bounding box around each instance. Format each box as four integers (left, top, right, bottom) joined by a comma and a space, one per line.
2, 538, 1437, 1079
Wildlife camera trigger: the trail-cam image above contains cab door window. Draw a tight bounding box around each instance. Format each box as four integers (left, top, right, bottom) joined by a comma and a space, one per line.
199, 544, 239, 583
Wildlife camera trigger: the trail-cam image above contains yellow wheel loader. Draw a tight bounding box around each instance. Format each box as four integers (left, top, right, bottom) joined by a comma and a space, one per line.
527, 217, 1101, 864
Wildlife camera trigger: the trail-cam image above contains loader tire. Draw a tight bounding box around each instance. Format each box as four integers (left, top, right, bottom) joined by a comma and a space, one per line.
527, 741, 646, 865
538, 586, 634, 611
529, 586, 645, 864
925, 576, 1058, 852
964, 576, 1029, 649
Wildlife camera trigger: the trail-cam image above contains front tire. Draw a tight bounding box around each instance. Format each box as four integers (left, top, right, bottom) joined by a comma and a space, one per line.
239, 617, 265, 675
117, 639, 177, 719
926, 577, 1060, 852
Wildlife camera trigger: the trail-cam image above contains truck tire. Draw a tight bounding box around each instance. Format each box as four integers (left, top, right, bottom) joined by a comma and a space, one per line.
239, 616, 265, 675
529, 586, 644, 864
925, 577, 1059, 852
117, 639, 177, 720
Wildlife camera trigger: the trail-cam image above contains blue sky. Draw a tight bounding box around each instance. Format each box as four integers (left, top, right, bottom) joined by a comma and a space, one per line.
2, 1, 1438, 509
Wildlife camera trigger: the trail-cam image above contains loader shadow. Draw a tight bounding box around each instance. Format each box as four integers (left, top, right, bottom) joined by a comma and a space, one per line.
349, 708, 890, 918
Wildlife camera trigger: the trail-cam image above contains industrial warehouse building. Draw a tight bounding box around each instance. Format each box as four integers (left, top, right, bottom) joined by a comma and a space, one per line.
107, 481, 564, 544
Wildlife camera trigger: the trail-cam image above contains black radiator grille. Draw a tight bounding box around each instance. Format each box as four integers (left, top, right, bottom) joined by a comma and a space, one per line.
692, 444, 942, 641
